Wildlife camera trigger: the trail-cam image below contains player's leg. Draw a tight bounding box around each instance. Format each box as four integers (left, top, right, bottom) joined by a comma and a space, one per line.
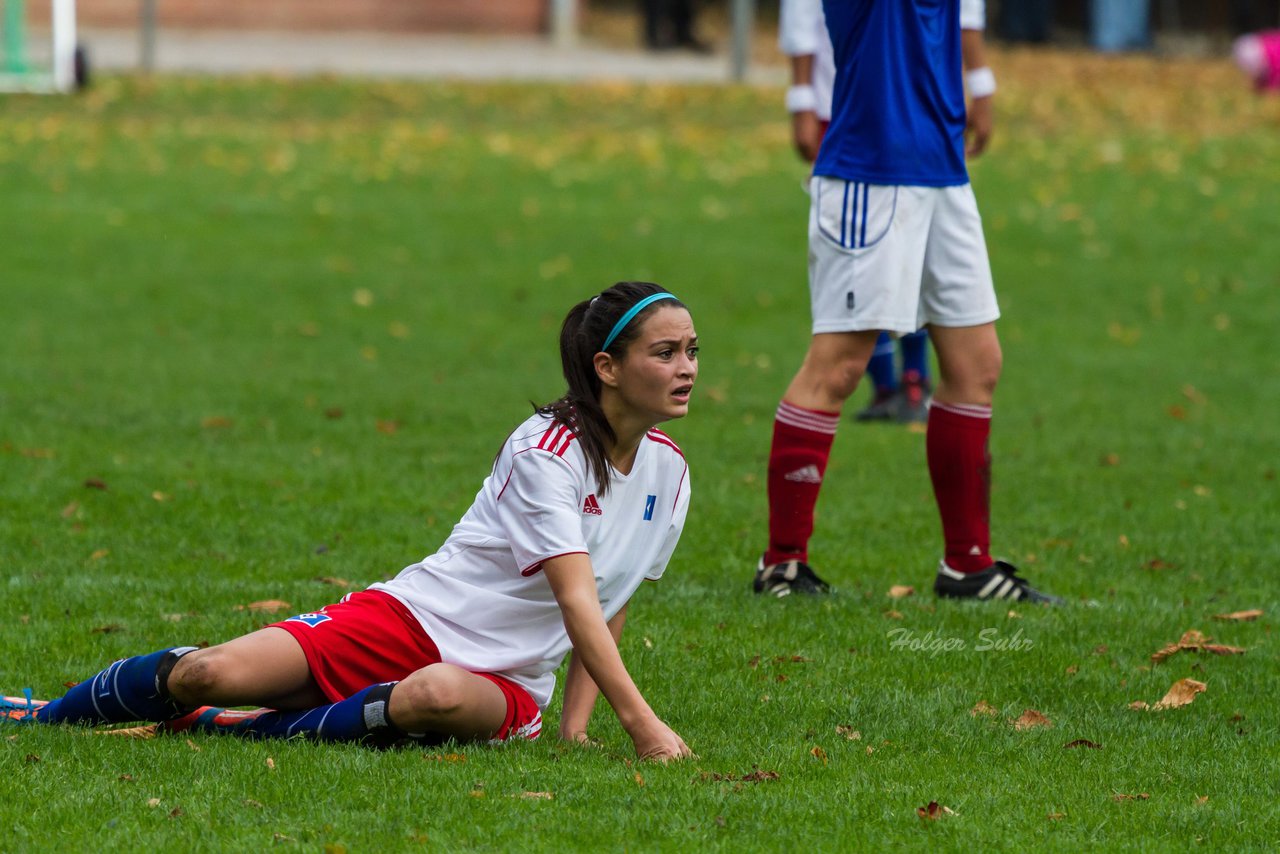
167, 665, 531, 746
26, 628, 321, 728
757, 179, 929, 596
898, 329, 933, 423
160, 592, 538, 745
389, 664, 511, 741
919, 184, 1059, 603
759, 332, 880, 597
167, 628, 325, 710
855, 331, 901, 421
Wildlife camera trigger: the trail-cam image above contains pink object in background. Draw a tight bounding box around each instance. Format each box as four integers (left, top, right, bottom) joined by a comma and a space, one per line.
1233, 31, 1280, 91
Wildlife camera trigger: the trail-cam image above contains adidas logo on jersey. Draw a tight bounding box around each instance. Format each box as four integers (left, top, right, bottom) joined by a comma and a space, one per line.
784, 465, 822, 484
582, 494, 602, 516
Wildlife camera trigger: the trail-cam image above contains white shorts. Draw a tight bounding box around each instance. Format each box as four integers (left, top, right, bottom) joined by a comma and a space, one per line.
807, 177, 1000, 335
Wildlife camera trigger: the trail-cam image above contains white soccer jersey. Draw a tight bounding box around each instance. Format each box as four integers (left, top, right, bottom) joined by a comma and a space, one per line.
370, 412, 691, 711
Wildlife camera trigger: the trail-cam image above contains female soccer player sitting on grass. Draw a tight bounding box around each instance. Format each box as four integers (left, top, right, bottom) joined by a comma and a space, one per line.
4, 282, 698, 762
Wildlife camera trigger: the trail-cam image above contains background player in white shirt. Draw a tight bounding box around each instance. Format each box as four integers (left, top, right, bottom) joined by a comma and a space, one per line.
779, 0, 992, 424
5, 282, 699, 762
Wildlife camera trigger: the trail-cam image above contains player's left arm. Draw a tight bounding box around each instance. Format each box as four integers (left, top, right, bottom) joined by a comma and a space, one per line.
960, 0, 995, 159
558, 602, 627, 743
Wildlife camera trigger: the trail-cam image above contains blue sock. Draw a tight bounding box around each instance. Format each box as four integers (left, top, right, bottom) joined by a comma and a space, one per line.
866, 332, 897, 392
191, 682, 402, 743
900, 330, 930, 380
37, 647, 197, 725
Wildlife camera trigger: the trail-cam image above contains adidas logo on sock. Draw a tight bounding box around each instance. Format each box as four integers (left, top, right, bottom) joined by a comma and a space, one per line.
784, 465, 822, 484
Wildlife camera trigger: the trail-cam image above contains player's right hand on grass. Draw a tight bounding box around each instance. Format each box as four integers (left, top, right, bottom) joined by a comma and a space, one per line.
630, 717, 693, 762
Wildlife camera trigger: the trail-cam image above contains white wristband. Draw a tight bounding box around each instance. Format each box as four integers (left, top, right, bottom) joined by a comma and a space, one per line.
786, 84, 818, 113
965, 67, 997, 99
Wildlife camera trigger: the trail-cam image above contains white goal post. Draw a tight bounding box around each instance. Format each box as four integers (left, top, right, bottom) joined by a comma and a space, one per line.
0, 0, 78, 93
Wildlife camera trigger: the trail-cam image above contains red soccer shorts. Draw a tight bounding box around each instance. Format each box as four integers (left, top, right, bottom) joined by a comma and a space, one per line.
270, 590, 541, 742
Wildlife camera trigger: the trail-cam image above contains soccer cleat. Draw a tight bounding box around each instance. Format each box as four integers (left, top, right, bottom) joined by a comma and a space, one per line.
897, 370, 932, 424
854, 389, 901, 422
934, 560, 1063, 605
160, 705, 270, 735
753, 555, 832, 597
1, 690, 47, 723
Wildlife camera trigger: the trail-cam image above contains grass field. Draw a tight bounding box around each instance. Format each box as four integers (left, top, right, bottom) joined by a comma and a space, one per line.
2, 50, 1280, 850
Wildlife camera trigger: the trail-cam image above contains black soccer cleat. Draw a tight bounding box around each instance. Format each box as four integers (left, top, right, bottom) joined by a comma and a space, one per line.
934, 560, 1062, 605
753, 556, 832, 597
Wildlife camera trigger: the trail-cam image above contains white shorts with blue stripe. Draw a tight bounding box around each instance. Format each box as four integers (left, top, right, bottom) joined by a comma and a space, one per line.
807, 176, 1000, 336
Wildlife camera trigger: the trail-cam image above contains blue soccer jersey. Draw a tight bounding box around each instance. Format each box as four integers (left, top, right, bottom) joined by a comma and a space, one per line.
815, 0, 967, 187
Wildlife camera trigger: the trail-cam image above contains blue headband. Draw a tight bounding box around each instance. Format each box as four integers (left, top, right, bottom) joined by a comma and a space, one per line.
600, 292, 679, 352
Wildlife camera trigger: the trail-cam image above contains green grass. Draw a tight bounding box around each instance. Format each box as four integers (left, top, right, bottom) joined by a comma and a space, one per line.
2, 65, 1280, 850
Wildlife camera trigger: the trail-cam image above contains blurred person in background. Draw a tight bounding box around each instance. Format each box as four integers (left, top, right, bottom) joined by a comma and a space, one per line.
778, 0, 991, 424
641, 0, 710, 52
1234, 29, 1280, 91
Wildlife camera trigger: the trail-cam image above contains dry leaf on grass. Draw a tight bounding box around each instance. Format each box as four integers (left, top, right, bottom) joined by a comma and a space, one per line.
1112, 792, 1150, 801
836, 725, 861, 740
916, 801, 956, 820
95, 724, 158, 739
1212, 609, 1262, 622
265, 757, 276, 770
1013, 710, 1053, 730
740, 769, 780, 783
315, 576, 352, 588
235, 600, 291, 614
519, 791, 554, 800
698, 768, 780, 784
887, 585, 915, 599
884, 610, 904, 620
810, 745, 828, 765
1152, 678, 1206, 710
1151, 630, 1244, 663
970, 700, 999, 717
422, 753, 466, 763
1063, 739, 1102, 750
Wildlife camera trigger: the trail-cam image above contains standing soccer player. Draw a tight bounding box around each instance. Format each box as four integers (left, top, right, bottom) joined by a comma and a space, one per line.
755, 0, 1060, 603
781, 0, 993, 424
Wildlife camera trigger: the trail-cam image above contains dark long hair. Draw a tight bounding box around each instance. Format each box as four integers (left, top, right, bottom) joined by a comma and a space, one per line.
537, 281, 686, 496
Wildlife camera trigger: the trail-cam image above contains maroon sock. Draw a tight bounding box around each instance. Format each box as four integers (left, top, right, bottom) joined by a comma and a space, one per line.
765, 401, 839, 566
926, 401, 993, 574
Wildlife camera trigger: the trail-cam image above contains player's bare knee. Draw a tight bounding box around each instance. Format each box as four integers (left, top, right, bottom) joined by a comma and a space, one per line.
825, 357, 866, 401
166, 649, 225, 704
395, 665, 467, 724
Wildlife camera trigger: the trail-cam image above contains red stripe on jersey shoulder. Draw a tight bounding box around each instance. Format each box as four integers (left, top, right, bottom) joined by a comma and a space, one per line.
646, 428, 684, 458
537, 423, 565, 451
535, 422, 578, 458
